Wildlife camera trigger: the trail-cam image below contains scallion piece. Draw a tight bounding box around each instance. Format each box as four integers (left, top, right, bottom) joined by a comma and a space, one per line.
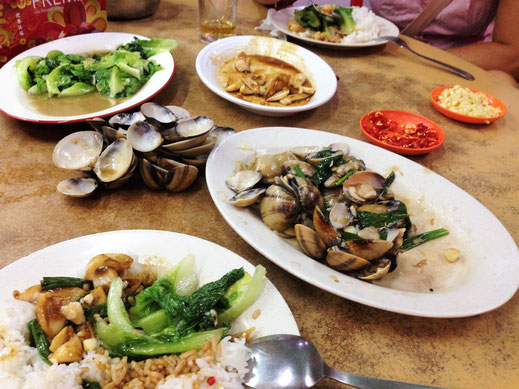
293, 164, 306, 178
27, 319, 51, 365
400, 228, 449, 252
41, 276, 92, 291
335, 170, 357, 186
383, 171, 396, 188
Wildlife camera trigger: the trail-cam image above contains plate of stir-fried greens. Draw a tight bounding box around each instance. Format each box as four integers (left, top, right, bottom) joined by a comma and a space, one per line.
271, 5, 399, 48
0, 32, 177, 123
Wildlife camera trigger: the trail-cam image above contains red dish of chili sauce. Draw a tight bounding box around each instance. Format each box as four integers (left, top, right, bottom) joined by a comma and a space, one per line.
360, 110, 445, 155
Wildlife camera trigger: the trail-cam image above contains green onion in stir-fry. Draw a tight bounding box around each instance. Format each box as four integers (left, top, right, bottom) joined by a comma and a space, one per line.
400, 228, 449, 252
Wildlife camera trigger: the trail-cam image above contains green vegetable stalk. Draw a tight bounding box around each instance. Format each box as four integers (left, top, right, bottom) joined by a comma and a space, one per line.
27, 319, 51, 365
400, 228, 449, 251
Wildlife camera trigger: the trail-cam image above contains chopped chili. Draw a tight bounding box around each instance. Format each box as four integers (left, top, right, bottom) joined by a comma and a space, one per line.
207, 376, 216, 386
365, 111, 439, 149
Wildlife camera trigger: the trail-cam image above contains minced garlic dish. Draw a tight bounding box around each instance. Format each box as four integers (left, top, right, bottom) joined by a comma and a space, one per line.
436, 85, 501, 118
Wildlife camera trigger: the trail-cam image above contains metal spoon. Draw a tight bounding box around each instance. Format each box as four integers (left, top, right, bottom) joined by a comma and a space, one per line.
244, 334, 443, 389
379, 36, 475, 81
308, 0, 341, 22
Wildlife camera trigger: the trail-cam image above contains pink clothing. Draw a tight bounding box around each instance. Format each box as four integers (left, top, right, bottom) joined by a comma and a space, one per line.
369, 0, 499, 49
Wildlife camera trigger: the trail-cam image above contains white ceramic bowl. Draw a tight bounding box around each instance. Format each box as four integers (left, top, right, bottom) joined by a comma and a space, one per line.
195, 35, 337, 117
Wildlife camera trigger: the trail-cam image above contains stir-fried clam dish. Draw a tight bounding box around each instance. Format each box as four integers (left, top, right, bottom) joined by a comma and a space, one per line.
219, 51, 315, 107
226, 143, 449, 281
53, 103, 235, 197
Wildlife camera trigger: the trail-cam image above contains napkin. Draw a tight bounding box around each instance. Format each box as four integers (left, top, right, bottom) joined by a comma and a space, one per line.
255, 9, 287, 40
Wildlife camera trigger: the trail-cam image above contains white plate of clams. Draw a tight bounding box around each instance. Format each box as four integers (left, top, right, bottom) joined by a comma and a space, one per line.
0, 32, 174, 124
206, 127, 519, 318
195, 35, 337, 117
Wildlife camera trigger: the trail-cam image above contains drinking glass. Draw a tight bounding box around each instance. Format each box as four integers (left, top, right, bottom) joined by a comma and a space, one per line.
198, 0, 237, 43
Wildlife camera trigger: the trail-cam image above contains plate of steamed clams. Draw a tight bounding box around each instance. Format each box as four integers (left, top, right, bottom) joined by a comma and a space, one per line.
206, 127, 519, 318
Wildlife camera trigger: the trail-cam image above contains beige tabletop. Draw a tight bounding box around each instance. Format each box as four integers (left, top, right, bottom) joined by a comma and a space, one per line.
1, 1, 519, 388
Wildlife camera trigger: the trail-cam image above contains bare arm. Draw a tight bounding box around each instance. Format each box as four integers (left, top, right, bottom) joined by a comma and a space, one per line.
445, 0, 519, 80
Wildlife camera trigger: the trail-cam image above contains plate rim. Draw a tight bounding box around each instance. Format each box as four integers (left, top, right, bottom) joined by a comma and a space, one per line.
270, 6, 400, 49
195, 35, 337, 114
205, 126, 519, 318
0, 32, 175, 124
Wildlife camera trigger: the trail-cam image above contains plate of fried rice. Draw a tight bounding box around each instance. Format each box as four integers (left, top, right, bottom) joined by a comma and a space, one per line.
0, 230, 299, 388
271, 6, 399, 48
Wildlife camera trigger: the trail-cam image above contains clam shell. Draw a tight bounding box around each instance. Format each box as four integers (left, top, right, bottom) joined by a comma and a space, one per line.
260, 184, 300, 232
175, 116, 214, 138
127, 121, 163, 152
109, 112, 145, 129
160, 131, 210, 152
86, 118, 106, 132
295, 224, 327, 260
207, 126, 236, 145
313, 206, 340, 247
56, 177, 98, 197
345, 239, 393, 261
226, 170, 262, 192
229, 188, 266, 207
53, 131, 104, 171
165, 105, 191, 120
171, 140, 216, 157
326, 248, 370, 272
141, 103, 176, 128
93, 138, 134, 183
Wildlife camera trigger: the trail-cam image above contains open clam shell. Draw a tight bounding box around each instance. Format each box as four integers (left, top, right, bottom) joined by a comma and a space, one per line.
127, 121, 163, 152
175, 116, 214, 138
207, 126, 236, 145
326, 247, 370, 272
160, 131, 210, 152
93, 138, 134, 183
57, 177, 98, 198
101, 125, 127, 143
229, 188, 266, 207
53, 131, 104, 171
109, 112, 145, 129
226, 170, 262, 193
86, 118, 106, 132
295, 224, 327, 260
182, 154, 209, 167
171, 140, 216, 157
165, 105, 191, 120
141, 102, 177, 128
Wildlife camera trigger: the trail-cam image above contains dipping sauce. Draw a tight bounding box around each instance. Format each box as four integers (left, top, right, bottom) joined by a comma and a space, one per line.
364, 111, 440, 149
218, 52, 315, 107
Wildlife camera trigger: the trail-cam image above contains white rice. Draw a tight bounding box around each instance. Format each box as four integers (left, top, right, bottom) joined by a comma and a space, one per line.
0, 299, 251, 389
342, 7, 381, 44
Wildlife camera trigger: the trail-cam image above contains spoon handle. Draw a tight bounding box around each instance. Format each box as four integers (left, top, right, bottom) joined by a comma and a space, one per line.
324, 365, 442, 389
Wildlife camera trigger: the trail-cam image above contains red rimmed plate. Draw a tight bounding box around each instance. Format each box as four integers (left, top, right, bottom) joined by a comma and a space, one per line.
0, 32, 175, 124
360, 110, 445, 155
430, 86, 506, 124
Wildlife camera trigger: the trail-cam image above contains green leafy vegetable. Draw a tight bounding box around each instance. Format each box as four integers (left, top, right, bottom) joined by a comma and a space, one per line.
335, 6, 356, 35
311, 154, 343, 185
27, 319, 51, 365
400, 228, 449, 252
15, 37, 177, 99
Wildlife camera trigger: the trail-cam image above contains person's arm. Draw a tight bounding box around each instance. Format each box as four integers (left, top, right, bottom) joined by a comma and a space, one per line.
446, 0, 519, 80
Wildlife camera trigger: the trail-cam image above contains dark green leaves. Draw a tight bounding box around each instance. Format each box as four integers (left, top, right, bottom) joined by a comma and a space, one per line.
40, 276, 92, 291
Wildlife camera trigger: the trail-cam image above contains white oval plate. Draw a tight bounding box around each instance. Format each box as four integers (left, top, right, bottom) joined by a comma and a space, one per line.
0, 32, 175, 124
0, 230, 299, 337
195, 35, 337, 117
271, 6, 399, 49
206, 127, 519, 318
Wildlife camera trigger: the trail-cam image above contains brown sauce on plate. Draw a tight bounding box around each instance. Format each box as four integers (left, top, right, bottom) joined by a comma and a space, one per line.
26, 93, 127, 117
219, 54, 314, 107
